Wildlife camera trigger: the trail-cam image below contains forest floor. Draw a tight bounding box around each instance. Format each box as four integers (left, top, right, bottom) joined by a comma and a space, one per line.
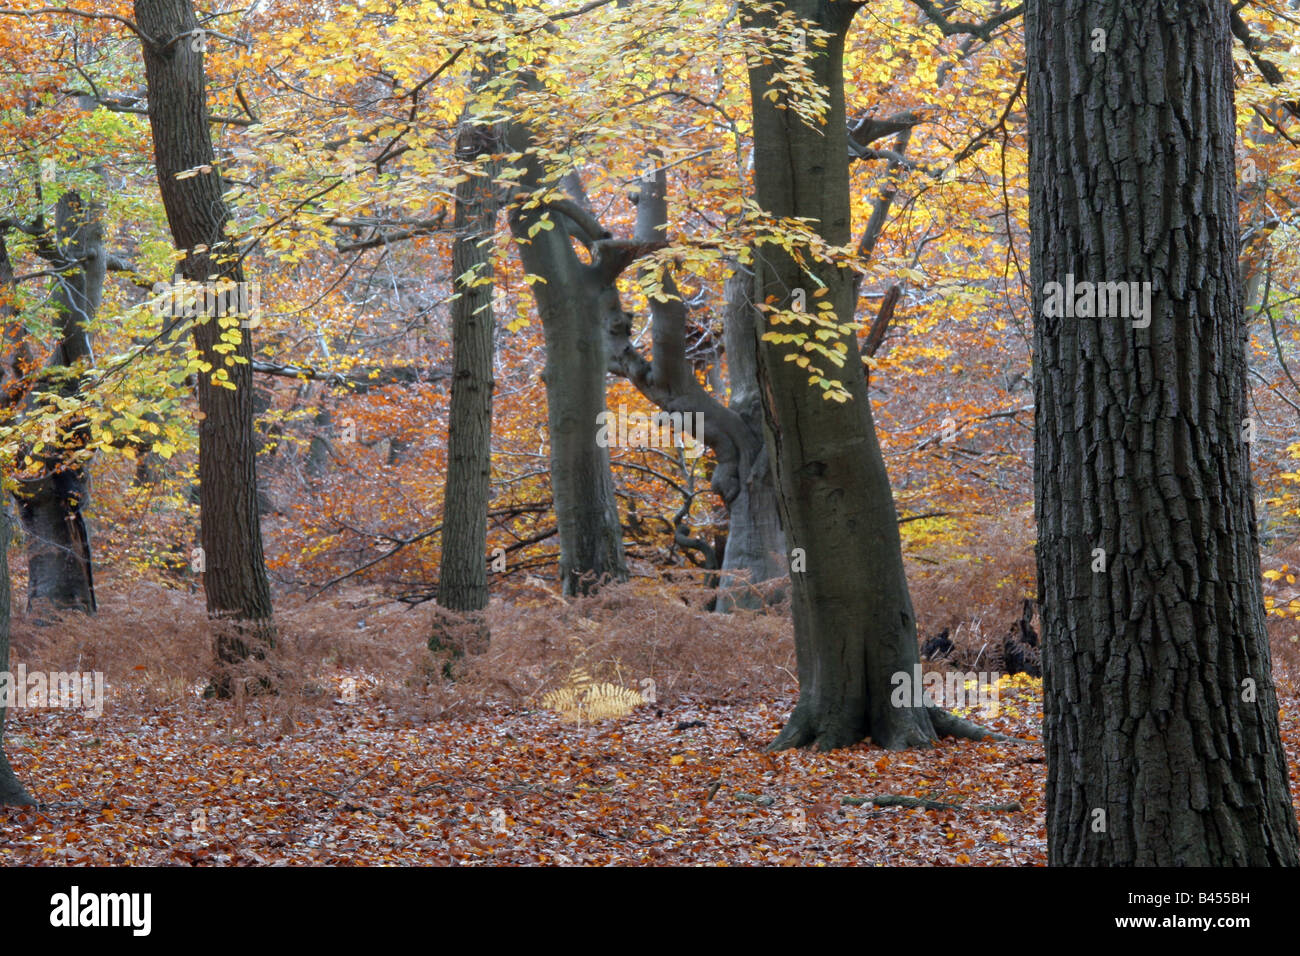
3, 583, 1300, 865
1, 684, 1054, 865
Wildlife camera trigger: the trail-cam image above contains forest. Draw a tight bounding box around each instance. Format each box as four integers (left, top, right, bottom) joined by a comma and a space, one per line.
0, 0, 1299, 882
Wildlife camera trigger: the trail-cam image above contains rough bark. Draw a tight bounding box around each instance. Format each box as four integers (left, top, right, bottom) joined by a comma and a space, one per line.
747, 0, 945, 751
0, 504, 32, 805
13, 191, 99, 615
135, 0, 275, 685
0, 237, 35, 806
504, 120, 628, 596
1028, 0, 1300, 865
437, 104, 500, 617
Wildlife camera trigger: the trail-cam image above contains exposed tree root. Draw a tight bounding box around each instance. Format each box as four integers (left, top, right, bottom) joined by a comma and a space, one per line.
767, 705, 877, 752
928, 706, 1029, 743
0, 756, 33, 806
768, 704, 1034, 752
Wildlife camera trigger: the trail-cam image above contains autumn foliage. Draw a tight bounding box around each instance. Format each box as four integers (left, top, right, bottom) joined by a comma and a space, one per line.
1, 0, 1299, 864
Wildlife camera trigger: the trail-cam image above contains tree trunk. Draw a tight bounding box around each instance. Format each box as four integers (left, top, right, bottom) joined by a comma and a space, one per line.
14, 191, 99, 615
0, 234, 34, 806
747, 0, 952, 751
505, 121, 628, 597
437, 102, 500, 617
717, 263, 786, 608
0, 504, 32, 806
613, 166, 789, 604
135, 0, 275, 686
1028, 0, 1300, 865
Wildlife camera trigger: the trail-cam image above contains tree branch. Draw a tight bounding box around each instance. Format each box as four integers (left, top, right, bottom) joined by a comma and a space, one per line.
907, 0, 1024, 40
252, 360, 448, 391
0, 6, 148, 43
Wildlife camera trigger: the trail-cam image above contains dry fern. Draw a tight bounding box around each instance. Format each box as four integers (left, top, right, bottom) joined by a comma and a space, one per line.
541, 667, 645, 723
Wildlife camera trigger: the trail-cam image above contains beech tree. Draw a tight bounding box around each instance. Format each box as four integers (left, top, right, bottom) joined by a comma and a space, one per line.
13, 190, 100, 615
1028, 0, 1300, 865
745, 0, 996, 750
504, 117, 631, 596
615, 165, 787, 603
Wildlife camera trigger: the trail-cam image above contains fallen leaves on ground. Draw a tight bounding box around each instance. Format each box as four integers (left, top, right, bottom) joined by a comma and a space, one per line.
0, 679, 1055, 865
6, 675, 1300, 866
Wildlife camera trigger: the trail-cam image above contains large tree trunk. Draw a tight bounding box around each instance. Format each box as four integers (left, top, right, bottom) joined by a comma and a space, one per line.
1028, 0, 1300, 865
748, 0, 987, 749
135, 0, 275, 685
747, 0, 947, 751
504, 122, 628, 597
14, 191, 99, 615
436, 99, 499, 640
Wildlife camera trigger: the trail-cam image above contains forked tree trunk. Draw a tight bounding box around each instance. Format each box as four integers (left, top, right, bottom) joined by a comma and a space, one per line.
14, 191, 99, 615
1028, 0, 1300, 864
504, 121, 628, 597
136, 0, 275, 688
614, 169, 788, 606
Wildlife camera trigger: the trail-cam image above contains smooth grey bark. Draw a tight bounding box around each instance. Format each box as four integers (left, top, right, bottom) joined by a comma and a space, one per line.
607, 167, 787, 605
135, 0, 275, 689
747, 0, 988, 751
13, 191, 99, 615
504, 120, 628, 596
715, 263, 786, 606
1028, 0, 1300, 865
437, 103, 501, 617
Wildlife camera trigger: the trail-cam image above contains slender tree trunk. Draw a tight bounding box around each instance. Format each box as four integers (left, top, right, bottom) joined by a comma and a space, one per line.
0, 504, 32, 806
14, 191, 99, 615
437, 104, 500, 617
717, 263, 786, 607
135, 0, 275, 687
607, 169, 787, 602
1028, 0, 1300, 865
0, 235, 34, 806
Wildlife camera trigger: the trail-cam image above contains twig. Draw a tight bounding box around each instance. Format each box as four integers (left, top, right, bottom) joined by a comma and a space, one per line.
841, 794, 1021, 812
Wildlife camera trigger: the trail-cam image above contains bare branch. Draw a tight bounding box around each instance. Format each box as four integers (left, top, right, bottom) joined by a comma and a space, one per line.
0, 5, 148, 42
907, 0, 1023, 40
252, 359, 448, 391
